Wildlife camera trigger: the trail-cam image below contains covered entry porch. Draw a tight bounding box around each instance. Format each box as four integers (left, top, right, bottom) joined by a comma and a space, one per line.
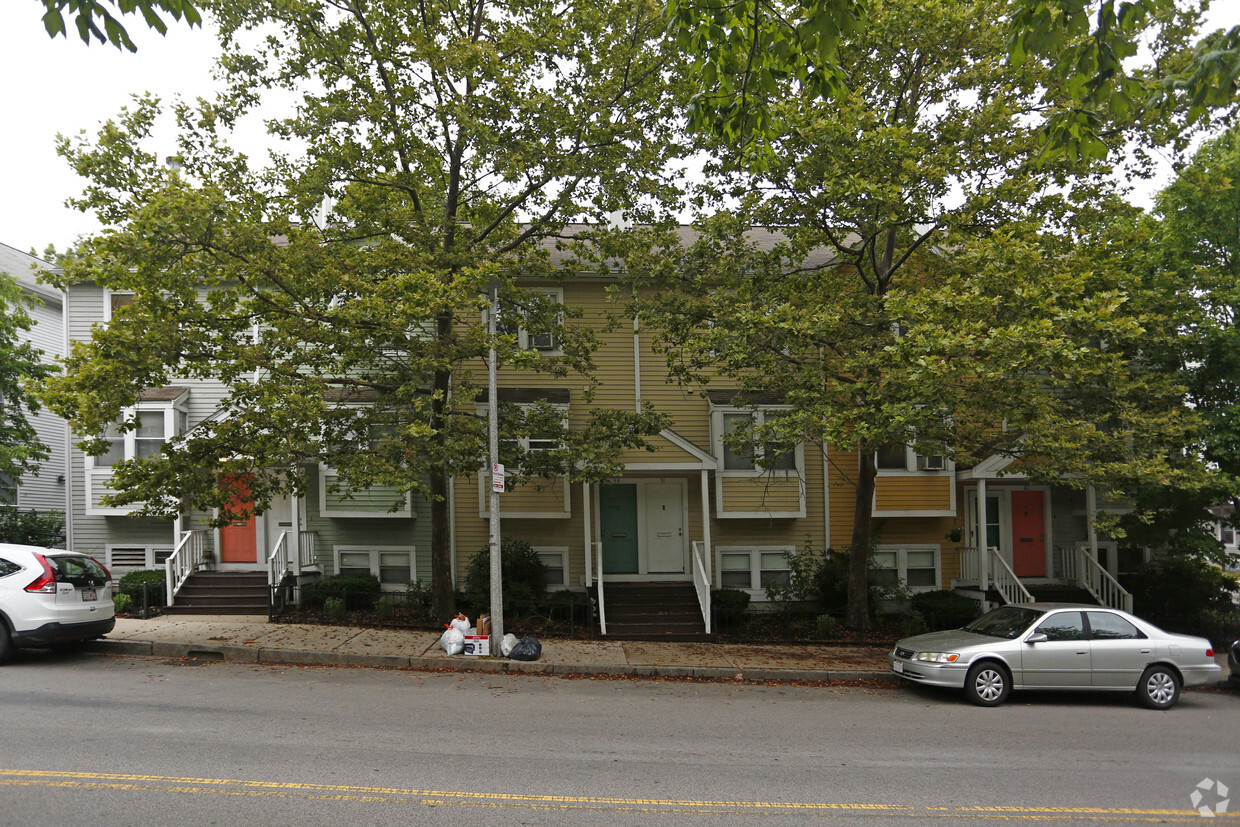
578, 430, 717, 636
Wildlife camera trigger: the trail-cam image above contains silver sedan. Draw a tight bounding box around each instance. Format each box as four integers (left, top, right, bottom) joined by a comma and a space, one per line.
889, 603, 1221, 709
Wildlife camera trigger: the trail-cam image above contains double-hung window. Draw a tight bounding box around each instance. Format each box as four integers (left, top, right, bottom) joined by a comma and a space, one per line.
85, 389, 190, 515
871, 545, 940, 592
714, 408, 802, 475
717, 546, 792, 597
336, 546, 415, 591
497, 288, 564, 354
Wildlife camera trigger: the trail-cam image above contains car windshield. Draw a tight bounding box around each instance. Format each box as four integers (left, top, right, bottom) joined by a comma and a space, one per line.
962, 606, 1044, 639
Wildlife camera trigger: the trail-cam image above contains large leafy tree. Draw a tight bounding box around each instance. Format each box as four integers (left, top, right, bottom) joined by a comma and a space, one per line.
629, 0, 1202, 629
1117, 126, 1240, 554
668, 0, 1233, 162
40, 0, 682, 616
0, 272, 54, 488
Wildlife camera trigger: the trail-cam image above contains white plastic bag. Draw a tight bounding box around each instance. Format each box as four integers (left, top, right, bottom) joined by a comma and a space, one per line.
449, 614, 471, 634
440, 627, 465, 655
500, 633, 519, 657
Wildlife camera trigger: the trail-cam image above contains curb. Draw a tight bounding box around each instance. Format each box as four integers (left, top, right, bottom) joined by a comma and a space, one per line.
83, 639, 898, 683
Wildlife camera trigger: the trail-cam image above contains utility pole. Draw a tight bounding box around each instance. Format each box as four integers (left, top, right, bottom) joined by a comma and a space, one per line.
487, 288, 504, 650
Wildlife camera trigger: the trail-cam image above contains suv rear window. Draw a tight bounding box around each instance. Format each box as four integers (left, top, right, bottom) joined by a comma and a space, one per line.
47, 555, 110, 587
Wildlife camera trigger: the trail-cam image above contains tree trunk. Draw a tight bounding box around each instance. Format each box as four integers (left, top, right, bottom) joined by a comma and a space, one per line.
428, 350, 455, 620
847, 447, 878, 631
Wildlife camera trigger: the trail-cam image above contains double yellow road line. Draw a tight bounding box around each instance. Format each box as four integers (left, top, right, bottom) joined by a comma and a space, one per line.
0, 769, 1233, 821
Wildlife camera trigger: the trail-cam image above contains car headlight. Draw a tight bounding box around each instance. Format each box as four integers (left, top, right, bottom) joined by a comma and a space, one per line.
915, 652, 960, 663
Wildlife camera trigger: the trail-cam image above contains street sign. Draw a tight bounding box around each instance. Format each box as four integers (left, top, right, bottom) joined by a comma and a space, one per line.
492, 462, 505, 493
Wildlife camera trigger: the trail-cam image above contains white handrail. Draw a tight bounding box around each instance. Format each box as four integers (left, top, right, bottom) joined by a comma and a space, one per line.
267, 530, 290, 587
986, 546, 1034, 605
165, 530, 206, 606
1058, 546, 1132, 612
299, 531, 317, 569
959, 546, 980, 583
691, 540, 712, 634
592, 541, 606, 636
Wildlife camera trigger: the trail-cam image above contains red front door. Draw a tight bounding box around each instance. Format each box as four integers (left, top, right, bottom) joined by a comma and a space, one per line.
1010, 490, 1045, 577
219, 474, 257, 564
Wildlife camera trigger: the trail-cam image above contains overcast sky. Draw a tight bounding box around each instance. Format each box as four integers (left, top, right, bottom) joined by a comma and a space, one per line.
1, 3, 1234, 259
0, 4, 221, 256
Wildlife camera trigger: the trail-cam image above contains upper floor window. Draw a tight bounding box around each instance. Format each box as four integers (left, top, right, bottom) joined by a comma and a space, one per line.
713, 407, 801, 475
103, 290, 135, 322
875, 443, 947, 473
497, 288, 563, 353
88, 393, 189, 469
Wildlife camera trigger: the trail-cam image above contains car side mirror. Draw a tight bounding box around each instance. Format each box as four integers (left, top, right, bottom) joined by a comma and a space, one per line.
1025, 633, 1048, 644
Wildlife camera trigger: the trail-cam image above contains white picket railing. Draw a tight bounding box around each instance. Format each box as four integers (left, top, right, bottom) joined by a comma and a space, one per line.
1056, 546, 1133, 612
691, 540, 712, 634
165, 530, 207, 606
988, 547, 1035, 606
592, 541, 607, 636
959, 545, 1033, 605
268, 530, 292, 587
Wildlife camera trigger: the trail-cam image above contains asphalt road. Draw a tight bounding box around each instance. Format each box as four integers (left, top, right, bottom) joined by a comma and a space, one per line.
0, 648, 1235, 825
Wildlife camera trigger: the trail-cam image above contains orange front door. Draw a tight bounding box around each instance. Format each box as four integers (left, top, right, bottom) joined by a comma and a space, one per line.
1010, 490, 1045, 577
219, 474, 257, 564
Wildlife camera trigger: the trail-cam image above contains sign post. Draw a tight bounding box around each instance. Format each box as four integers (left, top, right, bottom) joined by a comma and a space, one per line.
487, 289, 504, 649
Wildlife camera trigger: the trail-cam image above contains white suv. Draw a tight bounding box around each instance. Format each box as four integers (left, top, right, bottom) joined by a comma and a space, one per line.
0, 543, 115, 663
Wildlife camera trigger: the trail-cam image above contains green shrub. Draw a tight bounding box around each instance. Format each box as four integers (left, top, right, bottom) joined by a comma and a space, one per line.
0, 507, 65, 547
375, 597, 395, 621
324, 597, 346, 621
1122, 555, 1236, 632
118, 569, 168, 607
463, 538, 548, 613
911, 590, 981, 630
405, 579, 432, 614
113, 593, 133, 615
816, 613, 837, 636
303, 574, 382, 611
711, 588, 751, 624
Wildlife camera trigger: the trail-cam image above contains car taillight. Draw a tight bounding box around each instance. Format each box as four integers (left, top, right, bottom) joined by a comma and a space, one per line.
90, 556, 112, 582
1206, 648, 1214, 658
24, 553, 57, 594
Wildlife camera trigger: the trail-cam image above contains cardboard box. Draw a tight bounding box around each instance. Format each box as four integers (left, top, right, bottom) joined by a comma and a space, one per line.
463, 635, 490, 656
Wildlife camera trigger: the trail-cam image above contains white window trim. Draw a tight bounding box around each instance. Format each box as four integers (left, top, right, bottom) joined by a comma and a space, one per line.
715, 545, 793, 601
334, 544, 416, 591
872, 543, 941, 593
534, 546, 570, 589
103, 288, 135, 323
85, 400, 187, 516
318, 465, 413, 519
711, 406, 804, 478
494, 287, 565, 355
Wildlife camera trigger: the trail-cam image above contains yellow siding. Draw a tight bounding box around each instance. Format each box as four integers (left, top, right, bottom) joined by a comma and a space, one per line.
874, 476, 953, 512
721, 476, 802, 512
487, 476, 567, 514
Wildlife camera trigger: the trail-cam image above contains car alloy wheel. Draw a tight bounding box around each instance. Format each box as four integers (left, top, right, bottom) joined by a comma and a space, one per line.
965, 661, 1010, 707
1137, 665, 1180, 710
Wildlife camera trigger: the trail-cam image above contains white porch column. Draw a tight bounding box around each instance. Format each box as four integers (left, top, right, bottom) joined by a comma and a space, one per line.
1086, 483, 1098, 561
291, 492, 302, 575
583, 480, 593, 588
700, 468, 712, 572
977, 477, 989, 599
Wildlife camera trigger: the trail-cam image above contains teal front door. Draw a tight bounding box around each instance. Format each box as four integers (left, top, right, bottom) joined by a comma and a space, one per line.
599, 484, 638, 574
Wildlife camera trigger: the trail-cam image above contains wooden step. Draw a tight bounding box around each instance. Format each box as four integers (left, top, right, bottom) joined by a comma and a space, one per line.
597, 582, 708, 639
164, 571, 269, 615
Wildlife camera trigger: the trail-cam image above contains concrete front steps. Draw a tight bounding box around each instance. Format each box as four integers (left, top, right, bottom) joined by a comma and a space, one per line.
600, 582, 710, 641
164, 571, 269, 615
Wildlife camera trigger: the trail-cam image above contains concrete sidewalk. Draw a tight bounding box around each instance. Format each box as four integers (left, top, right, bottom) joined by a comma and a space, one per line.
84, 614, 897, 682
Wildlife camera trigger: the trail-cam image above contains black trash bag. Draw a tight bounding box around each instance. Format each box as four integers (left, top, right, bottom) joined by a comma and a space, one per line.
508, 636, 542, 661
